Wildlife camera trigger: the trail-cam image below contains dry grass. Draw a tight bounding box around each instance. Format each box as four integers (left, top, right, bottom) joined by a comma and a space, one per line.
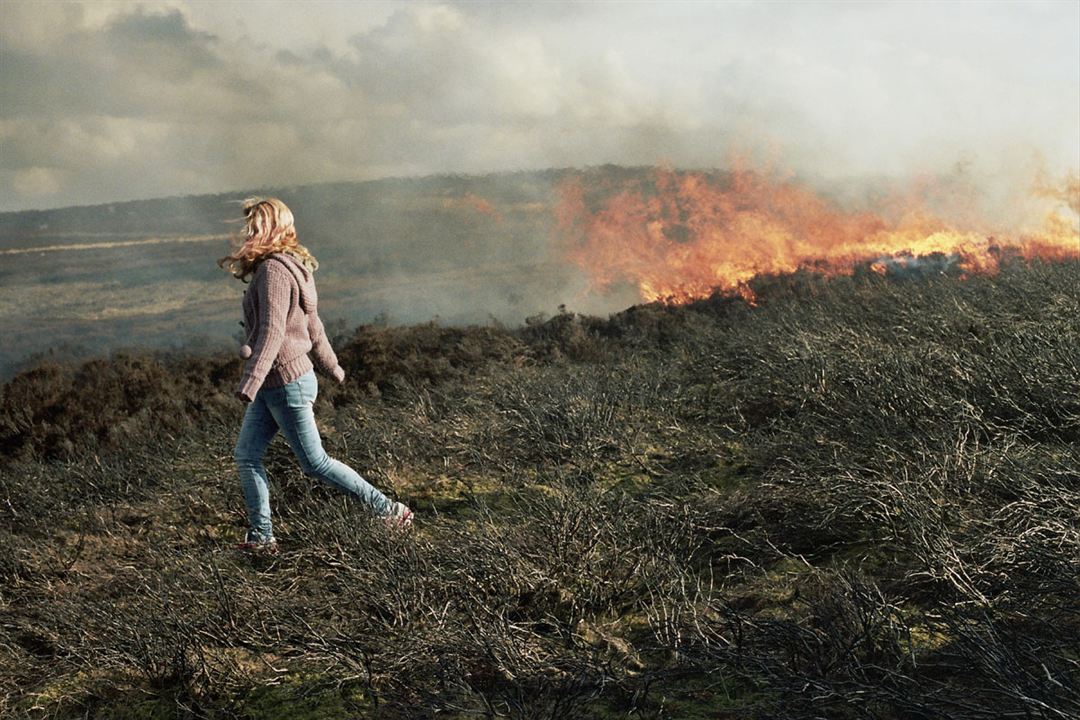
1, 259, 1078, 719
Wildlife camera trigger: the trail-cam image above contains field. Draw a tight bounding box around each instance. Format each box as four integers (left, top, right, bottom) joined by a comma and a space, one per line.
0, 170, 634, 381
2, 258, 1078, 718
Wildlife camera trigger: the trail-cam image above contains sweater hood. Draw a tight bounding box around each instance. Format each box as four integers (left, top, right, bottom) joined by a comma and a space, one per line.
267, 252, 317, 313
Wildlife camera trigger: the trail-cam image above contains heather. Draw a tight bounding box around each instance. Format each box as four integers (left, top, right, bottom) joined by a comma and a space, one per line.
2, 260, 1078, 719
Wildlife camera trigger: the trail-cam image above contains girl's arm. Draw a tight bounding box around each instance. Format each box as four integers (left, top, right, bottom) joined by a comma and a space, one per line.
236, 262, 294, 401
308, 313, 346, 383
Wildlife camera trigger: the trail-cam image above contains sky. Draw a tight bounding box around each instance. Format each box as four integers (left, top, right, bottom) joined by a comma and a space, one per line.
1, 0, 1078, 212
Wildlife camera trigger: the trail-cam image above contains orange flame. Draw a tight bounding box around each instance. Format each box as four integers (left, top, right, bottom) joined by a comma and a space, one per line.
556, 167, 1079, 304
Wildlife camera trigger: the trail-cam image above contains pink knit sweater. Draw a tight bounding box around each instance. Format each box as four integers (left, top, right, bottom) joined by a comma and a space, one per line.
236, 252, 346, 402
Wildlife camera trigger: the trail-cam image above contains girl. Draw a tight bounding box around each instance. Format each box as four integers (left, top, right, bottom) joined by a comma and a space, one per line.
219, 197, 412, 553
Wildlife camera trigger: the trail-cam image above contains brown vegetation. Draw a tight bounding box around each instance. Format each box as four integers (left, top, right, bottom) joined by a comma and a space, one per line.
1, 259, 1078, 718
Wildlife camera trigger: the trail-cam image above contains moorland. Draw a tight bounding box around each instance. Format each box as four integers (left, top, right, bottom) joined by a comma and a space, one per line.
2, 257, 1077, 719
0, 169, 635, 381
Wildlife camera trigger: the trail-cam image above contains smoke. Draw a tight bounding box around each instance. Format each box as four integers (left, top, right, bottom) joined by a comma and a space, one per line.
1, 1, 1075, 213
1, 0, 1077, 374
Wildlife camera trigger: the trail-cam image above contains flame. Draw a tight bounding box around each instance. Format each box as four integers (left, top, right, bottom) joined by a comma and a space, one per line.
556, 167, 1079, 304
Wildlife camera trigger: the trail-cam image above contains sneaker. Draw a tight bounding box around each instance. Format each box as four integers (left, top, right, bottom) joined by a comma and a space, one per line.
236, 531, 278, 555
384, 502, 414, 531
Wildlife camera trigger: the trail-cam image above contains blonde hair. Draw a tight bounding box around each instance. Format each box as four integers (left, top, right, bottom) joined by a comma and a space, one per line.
218, 197, 318, 281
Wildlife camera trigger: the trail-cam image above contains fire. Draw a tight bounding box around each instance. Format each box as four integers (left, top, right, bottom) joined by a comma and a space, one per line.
555, 167, 1080, 304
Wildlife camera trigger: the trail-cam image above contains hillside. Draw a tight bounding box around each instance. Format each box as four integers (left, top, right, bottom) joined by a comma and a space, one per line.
3, 164, 1075, 385
2, 259, 1078, 719
0, 169, 606, 380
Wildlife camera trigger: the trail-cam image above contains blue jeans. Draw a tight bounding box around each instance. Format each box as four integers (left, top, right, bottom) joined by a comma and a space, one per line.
234, 370, 392, 540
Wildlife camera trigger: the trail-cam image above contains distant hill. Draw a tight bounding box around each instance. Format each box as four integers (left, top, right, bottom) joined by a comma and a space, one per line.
0, 168, 645, 379
7, 165, 1071, 380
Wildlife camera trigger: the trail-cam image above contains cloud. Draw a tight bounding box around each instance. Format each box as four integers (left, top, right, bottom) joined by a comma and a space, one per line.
0, 7, 255, 122
10, 167, 65, 198
0, 0, 1076, 211
0, 1, 700, 209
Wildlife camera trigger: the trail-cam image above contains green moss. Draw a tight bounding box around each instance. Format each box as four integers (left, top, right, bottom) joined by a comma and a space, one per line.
16, 681, 183, 720
395, 470, 533, 519
587, 673, 765, 719
95, 696, 177, 720
241, 675, 372, 720
14, 668, 373, 720
13, 670, 104, 718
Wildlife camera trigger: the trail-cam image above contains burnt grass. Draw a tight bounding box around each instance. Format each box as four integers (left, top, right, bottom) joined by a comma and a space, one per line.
1, 260, 1079, 719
